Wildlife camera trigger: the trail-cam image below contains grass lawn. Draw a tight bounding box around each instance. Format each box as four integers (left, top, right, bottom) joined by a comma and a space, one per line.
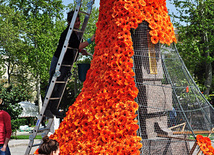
11, 135, 42, 139
189, 134, 214, 140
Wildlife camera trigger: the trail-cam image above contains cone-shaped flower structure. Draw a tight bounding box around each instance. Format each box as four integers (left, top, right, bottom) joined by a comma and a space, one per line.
49, 0, 177, 154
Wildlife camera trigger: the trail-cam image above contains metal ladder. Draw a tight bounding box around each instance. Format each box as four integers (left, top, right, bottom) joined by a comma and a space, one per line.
25, 0, 95, 154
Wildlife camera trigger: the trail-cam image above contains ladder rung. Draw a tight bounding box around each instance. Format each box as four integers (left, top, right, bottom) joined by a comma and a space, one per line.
55, 81, 66, 84
67, 47, 76, 50
73, 29, 83, 33
49, 97, 60, 100
32, 143, 41, 147
79, 10, 90, 15
61, 64, 72, 67
38, 128, 50, 132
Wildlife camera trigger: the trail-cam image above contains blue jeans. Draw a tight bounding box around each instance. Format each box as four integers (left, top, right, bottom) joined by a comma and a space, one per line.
0, 146, 11, 155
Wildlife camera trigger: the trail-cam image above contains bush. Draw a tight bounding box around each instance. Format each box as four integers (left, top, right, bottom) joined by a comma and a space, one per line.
11, 118, 27, 133
0, 82, 32, 133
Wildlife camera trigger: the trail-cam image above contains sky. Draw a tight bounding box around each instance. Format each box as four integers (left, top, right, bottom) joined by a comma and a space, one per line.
62, 0, 178, 21
62, 0, 175, 11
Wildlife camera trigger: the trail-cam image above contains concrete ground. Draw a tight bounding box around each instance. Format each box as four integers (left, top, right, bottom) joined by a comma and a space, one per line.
10, 119, 60, 155
9, 139, 40, 155
8, 131, 211, 155
9, 140, 198, 155
9, 131, 41, 155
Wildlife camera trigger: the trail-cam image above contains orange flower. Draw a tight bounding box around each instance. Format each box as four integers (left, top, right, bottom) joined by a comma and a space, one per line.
80, 127, 90, 134
151, 36, 159, 44
196, 135, 214, 154
123, 50, 134, 57
139, 0, 146, 6
165, 34, 172, 46
34, 148, 39, 154
97, 121, 105, 130
145, 6, 153, 14
145, 13, 152, 21
204, 137, 211, 146
149, 29, 158, 36
149, 21, 158, 30
208, 145, 214, 153
200, 143, 210, 153
118, 116, 127, 125
124, 2, 132, 10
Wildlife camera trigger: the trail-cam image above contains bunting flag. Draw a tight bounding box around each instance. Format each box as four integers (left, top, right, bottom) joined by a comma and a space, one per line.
49, 0, 177, 154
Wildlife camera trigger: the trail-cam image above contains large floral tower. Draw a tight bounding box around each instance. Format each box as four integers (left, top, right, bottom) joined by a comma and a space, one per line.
49, 0, 186, 154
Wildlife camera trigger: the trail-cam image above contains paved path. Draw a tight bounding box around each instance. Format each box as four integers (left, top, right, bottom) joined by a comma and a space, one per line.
7, 132, 210, 155
9, 139, 197, 155
8, 131, 42, 155
9, 139, 41, 155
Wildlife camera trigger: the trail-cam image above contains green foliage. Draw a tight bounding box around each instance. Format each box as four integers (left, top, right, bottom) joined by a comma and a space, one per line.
0, 82, 32, 108
0, 82, 32, 132
0, 0, 98, 113
169, 0, 214, 94
0, 0, 66, 105
11, 118, 27, 133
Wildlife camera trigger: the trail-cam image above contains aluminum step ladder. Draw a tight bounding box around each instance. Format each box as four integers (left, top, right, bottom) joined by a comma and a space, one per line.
25, 0, 95, 154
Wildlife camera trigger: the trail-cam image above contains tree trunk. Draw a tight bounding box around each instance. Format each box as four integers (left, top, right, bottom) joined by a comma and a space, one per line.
36, 76, 43, 112
204, 59, 212, 95
7, 60, 11, 84
203, 32, 212, 95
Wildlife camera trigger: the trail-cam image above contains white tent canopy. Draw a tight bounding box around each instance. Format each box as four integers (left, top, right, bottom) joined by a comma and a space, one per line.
18, 101, 39, 117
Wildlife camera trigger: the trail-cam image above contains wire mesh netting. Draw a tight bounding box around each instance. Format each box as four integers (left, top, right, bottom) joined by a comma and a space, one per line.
131, 22, 214, 155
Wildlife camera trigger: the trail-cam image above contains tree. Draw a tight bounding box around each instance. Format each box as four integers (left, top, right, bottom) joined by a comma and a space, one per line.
0, 0, 65, 110
0, 81, 32, 132
0, 4, 28, 84
170, 0, 214, 95
0, 0, 99, 113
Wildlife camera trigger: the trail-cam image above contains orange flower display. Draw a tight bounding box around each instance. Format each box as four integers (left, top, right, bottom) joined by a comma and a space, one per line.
49, 0, 176, 154
34, 148, 39, 154
196, 135, 214, 154
142, 0, 177, 45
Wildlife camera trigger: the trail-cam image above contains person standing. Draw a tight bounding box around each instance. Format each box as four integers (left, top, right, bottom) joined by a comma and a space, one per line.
45, 10, 95, 118
0, 99, 12, 155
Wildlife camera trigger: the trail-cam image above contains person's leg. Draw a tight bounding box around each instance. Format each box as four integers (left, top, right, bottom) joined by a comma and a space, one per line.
50, 65, 72, 117
0, 145, 10, 155
0, 146, 4, 155
49, 56, 59, 80
5, 146, 11, 155
45, 56, 59, 118
0, 150, 5, 155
